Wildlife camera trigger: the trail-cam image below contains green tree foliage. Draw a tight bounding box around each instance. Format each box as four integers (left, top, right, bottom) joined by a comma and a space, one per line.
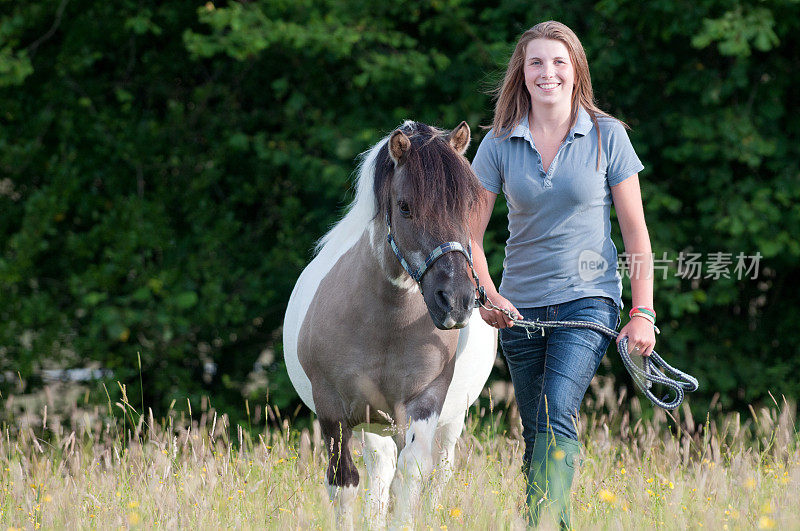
1, 0, 798, 420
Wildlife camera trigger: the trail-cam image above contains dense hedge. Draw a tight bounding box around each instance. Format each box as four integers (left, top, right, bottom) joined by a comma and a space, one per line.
1, 0, 798, 421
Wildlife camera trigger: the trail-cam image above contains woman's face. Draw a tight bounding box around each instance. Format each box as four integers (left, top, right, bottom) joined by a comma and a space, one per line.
523, 38, 575, 110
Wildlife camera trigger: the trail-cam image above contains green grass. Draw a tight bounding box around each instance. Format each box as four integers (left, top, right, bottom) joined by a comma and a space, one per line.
0, 383, 797, 529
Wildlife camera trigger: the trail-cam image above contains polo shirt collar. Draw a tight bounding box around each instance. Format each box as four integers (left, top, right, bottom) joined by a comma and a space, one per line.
571, 106, 593, 138
510, 106, 594, 140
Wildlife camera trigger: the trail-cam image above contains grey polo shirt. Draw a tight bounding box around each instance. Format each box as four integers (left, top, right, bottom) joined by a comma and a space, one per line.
472, 107, 644, 309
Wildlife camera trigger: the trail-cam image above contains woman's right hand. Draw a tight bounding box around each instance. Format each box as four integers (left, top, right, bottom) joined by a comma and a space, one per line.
479, 292, 521, 329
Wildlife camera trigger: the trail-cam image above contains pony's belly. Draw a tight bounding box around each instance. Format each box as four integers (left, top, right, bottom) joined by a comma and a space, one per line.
439, 309, 498, 424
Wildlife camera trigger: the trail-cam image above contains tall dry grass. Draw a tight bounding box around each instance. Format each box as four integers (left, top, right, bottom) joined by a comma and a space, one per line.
0, 377, 798, 529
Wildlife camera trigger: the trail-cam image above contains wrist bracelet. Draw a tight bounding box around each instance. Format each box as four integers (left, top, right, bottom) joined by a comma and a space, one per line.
629, 306, 656, 320
630, 311, 655, 324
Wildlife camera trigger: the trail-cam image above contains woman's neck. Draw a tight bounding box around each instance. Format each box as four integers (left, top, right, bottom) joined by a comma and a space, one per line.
529, 102, 573, 138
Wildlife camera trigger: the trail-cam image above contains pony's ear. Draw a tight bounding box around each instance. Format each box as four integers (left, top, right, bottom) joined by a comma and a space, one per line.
447, 121, 471, 154
388, 130, 411, 165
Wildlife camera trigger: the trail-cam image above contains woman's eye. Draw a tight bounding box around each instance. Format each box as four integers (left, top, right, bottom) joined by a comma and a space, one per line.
398, 201, 412, 217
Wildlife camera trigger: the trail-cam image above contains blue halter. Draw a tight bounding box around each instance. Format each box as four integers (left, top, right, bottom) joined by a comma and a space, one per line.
385, 214, 480, 295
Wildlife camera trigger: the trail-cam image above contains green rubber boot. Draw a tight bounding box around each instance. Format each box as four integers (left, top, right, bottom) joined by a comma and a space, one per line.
526, 433, 581, 529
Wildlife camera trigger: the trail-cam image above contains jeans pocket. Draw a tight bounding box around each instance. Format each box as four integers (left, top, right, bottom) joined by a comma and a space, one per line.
589, 296, 617, 309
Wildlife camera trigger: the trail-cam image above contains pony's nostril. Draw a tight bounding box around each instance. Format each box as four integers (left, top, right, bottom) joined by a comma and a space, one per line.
435, 289, 453, 313
459, 290, 474, 311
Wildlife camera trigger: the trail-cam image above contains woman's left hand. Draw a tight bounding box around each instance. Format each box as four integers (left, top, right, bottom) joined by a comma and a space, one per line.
616, 316, 656, 357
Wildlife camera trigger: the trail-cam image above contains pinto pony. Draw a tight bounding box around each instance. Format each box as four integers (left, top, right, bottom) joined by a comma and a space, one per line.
283, 121, 496, 527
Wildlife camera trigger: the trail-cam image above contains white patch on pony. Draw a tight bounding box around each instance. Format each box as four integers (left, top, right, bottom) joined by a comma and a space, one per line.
391, 414, 439, 526
387, 273, 420, 291
439, 308, 497, 424
363, 432, 398, 528
427, 418, 465, 507
325, 479, 358, 530
386, 250, 423, 290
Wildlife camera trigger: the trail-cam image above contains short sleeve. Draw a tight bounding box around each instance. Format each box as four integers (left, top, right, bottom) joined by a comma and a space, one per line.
605, 121, 644, 187
471, 131, 503, 194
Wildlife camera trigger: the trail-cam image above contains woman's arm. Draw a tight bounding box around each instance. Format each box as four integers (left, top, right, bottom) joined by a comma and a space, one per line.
611, 174, 657, 355
470, 188, 520, 328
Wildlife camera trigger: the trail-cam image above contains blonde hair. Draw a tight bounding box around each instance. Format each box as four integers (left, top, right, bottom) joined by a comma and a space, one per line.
491, 21, 626, 168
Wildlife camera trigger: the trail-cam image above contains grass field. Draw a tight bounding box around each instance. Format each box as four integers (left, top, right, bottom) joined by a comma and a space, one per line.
0, 379, 798, 530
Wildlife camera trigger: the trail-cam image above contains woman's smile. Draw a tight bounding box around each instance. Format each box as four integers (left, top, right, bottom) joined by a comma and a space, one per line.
537, 82, 561, 91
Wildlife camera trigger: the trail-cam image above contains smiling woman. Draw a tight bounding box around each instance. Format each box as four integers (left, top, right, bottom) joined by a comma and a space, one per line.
470, 20, 658, 528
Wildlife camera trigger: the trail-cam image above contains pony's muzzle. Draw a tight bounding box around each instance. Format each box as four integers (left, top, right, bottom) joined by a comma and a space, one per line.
428, 273, 474, 329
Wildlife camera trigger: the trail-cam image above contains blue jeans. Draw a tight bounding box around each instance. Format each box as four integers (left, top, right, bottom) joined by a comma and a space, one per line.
499, 296, 620, 464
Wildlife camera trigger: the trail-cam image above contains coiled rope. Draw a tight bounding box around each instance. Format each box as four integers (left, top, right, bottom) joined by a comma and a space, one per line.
479, 299, 699, 410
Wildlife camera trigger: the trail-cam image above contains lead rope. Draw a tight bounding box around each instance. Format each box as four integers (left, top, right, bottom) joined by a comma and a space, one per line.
476, 294, 699, 410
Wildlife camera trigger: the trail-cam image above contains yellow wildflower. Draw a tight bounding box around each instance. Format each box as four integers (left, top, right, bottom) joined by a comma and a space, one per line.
758, 516, 776, 529
449, 508, 462, 518
598, 489, 617, 504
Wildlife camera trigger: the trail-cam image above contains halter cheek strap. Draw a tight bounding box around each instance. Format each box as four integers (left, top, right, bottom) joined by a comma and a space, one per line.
385, 214, 480, 294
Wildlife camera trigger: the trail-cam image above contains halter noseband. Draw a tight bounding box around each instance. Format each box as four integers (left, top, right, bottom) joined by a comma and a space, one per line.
385, 214, 483, 299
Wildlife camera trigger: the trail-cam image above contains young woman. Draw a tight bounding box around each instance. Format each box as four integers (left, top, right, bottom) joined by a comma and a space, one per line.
470, 21, 657, 527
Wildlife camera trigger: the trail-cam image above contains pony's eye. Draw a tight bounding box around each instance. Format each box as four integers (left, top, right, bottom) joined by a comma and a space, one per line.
397, 200, 412, 218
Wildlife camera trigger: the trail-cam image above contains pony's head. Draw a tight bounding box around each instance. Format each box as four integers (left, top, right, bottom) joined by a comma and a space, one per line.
374, 121, 484, 329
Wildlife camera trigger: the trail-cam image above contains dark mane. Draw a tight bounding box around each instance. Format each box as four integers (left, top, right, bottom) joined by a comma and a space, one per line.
373, 122, 483, 239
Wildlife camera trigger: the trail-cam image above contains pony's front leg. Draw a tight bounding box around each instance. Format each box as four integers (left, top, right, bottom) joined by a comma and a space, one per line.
321, 419, 359, 530
363, 432, 398, 528
390, 414, 439, 526
427, 417, 465, 508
